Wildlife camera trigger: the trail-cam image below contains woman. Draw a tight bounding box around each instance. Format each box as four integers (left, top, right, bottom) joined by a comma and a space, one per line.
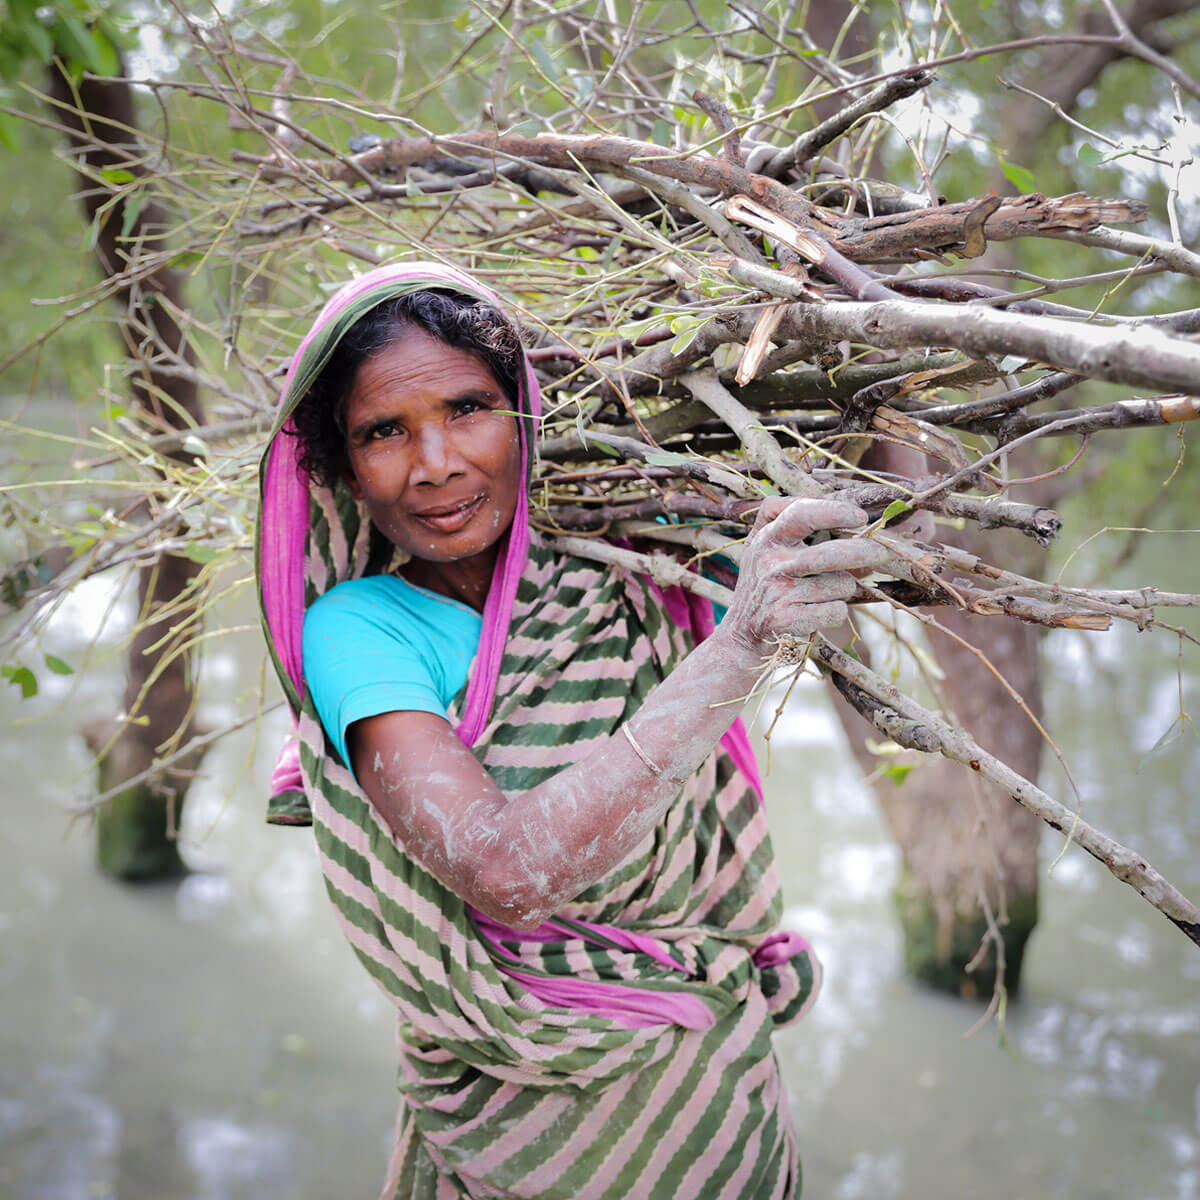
257, 263, 885, 1199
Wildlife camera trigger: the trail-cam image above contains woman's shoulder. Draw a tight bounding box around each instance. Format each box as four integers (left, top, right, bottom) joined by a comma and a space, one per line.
304, 574, 483, 652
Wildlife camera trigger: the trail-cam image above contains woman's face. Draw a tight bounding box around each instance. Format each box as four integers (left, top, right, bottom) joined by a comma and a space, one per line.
341, 326, 522, 579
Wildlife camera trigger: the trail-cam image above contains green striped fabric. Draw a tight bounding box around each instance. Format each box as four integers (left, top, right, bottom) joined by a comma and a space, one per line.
291, 500, 820, 1196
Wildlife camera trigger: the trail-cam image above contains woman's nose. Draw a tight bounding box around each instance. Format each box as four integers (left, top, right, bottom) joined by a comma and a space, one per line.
411, 426, 464, 486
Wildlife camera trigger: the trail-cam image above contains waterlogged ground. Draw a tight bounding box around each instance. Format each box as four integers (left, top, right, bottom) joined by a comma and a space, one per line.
1, 562, 1197, 1199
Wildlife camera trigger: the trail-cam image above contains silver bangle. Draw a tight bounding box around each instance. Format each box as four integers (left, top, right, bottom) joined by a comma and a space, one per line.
621, 722, 663, 777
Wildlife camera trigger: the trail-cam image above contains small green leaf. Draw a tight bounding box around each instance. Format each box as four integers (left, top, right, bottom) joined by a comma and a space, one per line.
183, 545, 218, 564
1076, 142, 1108, 166
1136, 716, 1192, 773
453, 12, 471, 31
54, 12, 100, 72
651, 119, 672, 147
2, 664, 37, 699
882, 763, 914, 787
644, 450, 693, 467
880, 499, 913, 524
19, 17, 55, 63
508, 119, 541, 137
999, 158, 1034, 194
616, 317, 658, 340
668, 315, 708, 355
82, 212, 101, 252
102, 167, 136, 185
530, 40, 558, 82
0, 109, 21, 151
43, 654, 73, 675
119, 192, 144, 239
88, 27, 121, 77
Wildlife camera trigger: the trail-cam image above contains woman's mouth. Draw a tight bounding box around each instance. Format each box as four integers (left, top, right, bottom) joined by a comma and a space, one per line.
412, 494, 486, 533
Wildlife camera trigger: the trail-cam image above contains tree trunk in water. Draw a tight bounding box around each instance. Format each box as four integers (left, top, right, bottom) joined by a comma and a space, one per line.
874, 604, 1043, 999
831, 445, 1047, 998
48, 63, 205, 880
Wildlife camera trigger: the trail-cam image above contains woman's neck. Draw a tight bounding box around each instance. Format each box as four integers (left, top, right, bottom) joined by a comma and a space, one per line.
400, 545, 499, 613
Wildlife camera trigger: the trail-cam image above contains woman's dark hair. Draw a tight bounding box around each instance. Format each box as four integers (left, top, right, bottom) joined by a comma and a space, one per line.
290, 289, 523, 488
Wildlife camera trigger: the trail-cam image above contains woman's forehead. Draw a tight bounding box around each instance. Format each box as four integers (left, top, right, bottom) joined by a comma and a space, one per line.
345, 330, 506, 411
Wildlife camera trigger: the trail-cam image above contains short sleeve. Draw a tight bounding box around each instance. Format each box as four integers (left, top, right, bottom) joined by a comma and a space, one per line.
302, 576, 481, 770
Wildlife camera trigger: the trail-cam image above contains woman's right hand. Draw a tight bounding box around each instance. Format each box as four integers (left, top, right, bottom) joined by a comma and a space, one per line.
721, 497, 890, 654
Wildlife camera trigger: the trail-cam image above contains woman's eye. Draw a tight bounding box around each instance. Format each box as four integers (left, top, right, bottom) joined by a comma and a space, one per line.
367, 421, 400, 440
453, 399, 483, 417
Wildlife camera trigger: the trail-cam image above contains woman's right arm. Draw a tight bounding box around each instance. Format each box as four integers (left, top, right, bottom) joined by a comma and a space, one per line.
349, 497, 887, 929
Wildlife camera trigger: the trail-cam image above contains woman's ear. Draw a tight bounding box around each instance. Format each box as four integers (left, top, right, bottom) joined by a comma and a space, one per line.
342, 466, 362, 499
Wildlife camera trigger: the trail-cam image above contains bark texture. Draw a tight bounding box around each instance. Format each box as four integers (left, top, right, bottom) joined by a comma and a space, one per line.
47, 63, 205, 880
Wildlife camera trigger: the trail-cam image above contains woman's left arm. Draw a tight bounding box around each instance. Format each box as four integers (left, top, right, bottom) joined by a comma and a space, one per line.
350, 498, 886, 929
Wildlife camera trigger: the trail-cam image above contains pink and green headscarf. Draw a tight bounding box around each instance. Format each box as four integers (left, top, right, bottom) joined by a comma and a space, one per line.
257, 263, 543, 803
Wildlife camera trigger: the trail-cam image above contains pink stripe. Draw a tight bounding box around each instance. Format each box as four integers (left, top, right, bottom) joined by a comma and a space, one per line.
511, 1065, 641, 1193
675, 1045, 780, 1200
567, 1030, 704, 1196
493, 968, 715, 1031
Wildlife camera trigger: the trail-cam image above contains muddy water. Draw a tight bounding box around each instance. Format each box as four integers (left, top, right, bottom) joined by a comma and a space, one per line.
1, 557, 1197, 1199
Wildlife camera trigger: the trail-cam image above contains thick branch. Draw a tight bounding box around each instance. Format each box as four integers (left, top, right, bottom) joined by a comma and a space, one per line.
682, 367, 821, 497
245, 130, 1146, 263
813, 639, 1200, 949
729, 261, 1200, 394
760, 70, 934, 177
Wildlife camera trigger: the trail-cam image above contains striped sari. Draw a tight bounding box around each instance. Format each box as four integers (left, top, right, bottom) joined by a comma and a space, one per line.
258, 264, 821, 1198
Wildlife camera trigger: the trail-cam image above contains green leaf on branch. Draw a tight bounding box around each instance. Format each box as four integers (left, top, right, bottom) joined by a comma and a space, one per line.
651, 119, 672, 148
2, 664, 37, 699
530, 40, 558, 83
1076, 142, 1108, 166
882, 763, 914, 787
119, 193, 144, 239
880, 499, 913, 525
43, 654, 73, 675
183, 545, 219, 564
999, 158, 1035, 193
0, 108, 21, 151
668, 314, 709, 355
18, 16, 55, 64
582, 433, 621, 458
644, 450, 694, 467
1136, 715, 1193, 773
87, 25, 121, 76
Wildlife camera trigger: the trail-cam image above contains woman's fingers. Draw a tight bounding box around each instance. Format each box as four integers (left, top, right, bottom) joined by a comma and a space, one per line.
786, 570, 859, 604
750, 496, 868, 540
729, 497, 893, 648
783, 600, 849, 633
774, 536, 891, 577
